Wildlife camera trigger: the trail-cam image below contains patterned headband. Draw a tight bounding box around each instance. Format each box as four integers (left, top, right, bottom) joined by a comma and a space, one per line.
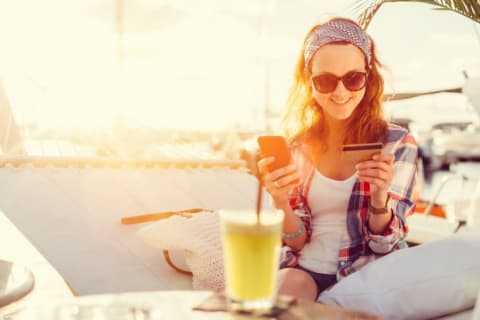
304, 19, 371, 70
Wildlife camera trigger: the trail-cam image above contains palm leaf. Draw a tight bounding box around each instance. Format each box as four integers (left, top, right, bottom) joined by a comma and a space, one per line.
355, 0, 480, 29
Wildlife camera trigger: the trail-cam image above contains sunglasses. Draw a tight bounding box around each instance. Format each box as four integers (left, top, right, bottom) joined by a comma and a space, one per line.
311, 71, 368, 93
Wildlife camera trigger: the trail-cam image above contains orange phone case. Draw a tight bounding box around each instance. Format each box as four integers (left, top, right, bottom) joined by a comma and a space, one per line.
257, 135, 291, 171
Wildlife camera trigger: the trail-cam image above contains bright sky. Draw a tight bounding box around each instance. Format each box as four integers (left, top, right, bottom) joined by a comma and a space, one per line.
0, 0, 479, 132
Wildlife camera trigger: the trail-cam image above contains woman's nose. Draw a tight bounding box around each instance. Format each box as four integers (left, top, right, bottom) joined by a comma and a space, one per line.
331, 79, 349, 97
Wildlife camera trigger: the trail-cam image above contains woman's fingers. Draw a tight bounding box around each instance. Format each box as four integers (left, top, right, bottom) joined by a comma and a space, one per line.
356, 154, 394, 190
356, 159, 392, 171
263, 170, 300, 188
257, 161, 300, 192
358, 175, 389, 189
257, 156, 275, 175
258, 162, 296, 181
266, 177, 301, 194
357, 168, 389, 181
257, 154, 300, 208
269, 164, 297, 180
373, 153, 394, 163
271, 172, 301, 189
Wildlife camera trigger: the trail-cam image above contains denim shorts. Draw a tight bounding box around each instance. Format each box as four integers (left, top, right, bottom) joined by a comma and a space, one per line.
296, 265, 337, 297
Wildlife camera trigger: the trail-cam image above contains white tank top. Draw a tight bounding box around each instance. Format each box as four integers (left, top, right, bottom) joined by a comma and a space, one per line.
298, 170, 356, 274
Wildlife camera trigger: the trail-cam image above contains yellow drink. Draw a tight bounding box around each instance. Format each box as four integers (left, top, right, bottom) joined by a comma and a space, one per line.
220, 210, 283, 311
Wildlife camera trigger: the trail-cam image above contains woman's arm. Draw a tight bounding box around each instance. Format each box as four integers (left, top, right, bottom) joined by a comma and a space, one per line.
257, 157, 308, 251
356, 152, 395, 234
358, 132, 418, 253
278, 204, 307, 251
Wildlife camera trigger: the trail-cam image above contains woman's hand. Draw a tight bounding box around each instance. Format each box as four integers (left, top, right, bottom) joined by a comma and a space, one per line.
257, 157, 301, 210
356, 153, 394, 207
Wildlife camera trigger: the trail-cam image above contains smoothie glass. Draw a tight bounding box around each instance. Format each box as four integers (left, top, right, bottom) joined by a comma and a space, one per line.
219, 209, 284, 312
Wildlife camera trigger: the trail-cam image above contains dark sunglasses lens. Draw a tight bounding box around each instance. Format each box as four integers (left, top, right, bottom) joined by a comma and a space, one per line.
312, 74, 338, 93
343, 72, 367, 91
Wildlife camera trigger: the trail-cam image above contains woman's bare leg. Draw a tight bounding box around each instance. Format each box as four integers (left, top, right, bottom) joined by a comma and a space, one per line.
277, 268, 317, 301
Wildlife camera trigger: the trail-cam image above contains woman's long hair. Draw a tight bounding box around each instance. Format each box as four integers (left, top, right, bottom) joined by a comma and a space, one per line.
281, 17, 388, 151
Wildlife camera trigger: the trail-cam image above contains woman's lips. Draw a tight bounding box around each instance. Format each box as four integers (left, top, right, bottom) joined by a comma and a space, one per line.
330, 98, 351, 106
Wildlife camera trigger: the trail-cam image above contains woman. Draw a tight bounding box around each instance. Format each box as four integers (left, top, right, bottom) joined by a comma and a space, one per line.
257, 17, 418, 301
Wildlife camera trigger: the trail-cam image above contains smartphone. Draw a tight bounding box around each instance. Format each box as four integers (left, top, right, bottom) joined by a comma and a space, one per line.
257, 135, 292, 172
341, 142, 383, 163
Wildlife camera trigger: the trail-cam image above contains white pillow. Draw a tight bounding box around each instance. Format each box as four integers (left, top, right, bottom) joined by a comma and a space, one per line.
137, 210, 224, 291
318, 233, 480, 320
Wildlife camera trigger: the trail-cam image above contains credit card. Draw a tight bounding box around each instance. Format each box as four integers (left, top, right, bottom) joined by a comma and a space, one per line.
341, 143, 383, 163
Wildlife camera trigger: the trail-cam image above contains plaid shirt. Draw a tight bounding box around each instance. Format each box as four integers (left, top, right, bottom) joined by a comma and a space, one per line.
281, 123, 418, 278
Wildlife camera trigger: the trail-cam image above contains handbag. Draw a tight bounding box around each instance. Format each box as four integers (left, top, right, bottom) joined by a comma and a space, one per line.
121, 208, 213, 275
122, 208, 224, 290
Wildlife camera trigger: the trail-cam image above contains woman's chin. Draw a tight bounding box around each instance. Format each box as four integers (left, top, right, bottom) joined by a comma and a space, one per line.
327, 111, 353, 121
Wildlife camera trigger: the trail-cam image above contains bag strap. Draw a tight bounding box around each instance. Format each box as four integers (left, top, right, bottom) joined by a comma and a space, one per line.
121, 208, 212, 225
163, 250, 193, 276
121, 208, 214, 276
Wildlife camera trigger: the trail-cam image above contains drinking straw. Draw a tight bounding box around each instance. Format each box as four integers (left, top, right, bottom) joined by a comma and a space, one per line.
255, 157, 262, 224
256, 179, 262, 224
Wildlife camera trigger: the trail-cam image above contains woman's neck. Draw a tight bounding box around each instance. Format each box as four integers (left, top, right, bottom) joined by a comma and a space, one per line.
324, 117, 347, 149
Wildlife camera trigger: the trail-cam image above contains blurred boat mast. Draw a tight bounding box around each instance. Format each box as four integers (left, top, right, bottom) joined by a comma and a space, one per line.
115, 0, 125, 64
